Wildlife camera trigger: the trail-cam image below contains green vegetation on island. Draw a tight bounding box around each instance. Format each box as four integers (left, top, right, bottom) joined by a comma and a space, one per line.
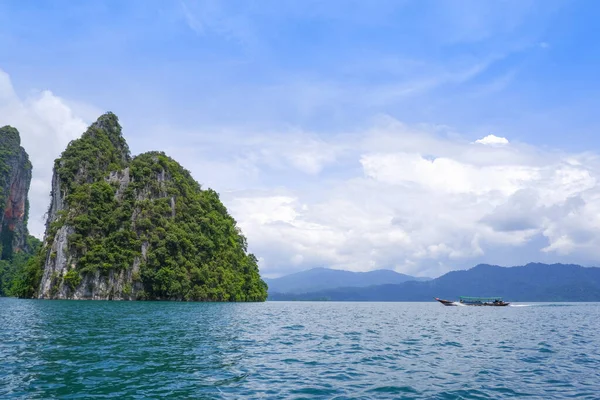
0, 236, 41, 296
3, 113, 268, 301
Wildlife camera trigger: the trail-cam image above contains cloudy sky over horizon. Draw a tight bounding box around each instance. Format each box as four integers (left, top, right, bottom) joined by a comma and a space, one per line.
2, 0, 600, 278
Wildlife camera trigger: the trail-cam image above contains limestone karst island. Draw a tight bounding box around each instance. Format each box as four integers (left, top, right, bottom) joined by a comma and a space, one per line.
0, 113, 268, 301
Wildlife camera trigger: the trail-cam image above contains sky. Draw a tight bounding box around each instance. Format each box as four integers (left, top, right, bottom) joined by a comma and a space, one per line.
2, 0, 600, 278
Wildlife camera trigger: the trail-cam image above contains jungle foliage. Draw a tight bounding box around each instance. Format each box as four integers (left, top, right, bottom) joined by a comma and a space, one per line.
39, 113, 267, 301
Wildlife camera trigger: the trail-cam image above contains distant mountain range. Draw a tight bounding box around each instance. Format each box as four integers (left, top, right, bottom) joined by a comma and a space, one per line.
264, 267, 430, 294
268, 263, 600, 302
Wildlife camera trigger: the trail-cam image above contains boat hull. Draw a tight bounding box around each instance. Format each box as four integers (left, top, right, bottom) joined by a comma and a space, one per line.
435, 298, 457, 306
435, 297, 510, 306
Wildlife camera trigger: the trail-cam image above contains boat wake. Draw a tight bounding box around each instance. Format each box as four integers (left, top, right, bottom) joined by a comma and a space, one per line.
452, 302, 532, 307
443, 302, 569, 308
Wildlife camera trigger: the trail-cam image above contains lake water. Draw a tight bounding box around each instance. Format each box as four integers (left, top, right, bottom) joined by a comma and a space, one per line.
1, 299, 599, 399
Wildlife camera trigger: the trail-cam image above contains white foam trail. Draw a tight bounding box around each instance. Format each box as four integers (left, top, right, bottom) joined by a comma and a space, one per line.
453, 302, 466, 306
509, 304, 531, 307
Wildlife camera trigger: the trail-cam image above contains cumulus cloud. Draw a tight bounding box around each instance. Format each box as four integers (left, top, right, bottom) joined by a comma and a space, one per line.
360, 153, 536, 195
3, 68, 600, 279
0, 69, 91, 237
209, 120, 600, 278
475, 134, 509, 145
480, 189, 542, 232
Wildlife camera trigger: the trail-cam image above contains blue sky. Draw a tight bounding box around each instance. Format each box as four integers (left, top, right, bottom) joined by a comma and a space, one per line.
3, 0, 596, 147
2, 0, 600, 277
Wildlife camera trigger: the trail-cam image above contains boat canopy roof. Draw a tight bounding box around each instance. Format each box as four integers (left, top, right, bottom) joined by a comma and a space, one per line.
459, 296, 503, 301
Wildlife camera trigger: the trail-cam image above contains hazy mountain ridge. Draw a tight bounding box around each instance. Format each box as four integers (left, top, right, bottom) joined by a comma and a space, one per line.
265, 267, 430, 294
268, 263, 600, 302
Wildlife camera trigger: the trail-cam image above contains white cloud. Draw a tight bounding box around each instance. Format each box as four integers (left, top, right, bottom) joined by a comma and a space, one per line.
475, 134, 509, 145
233, 195, 298, 225
180, 0, 203, 34
0, 69, 91, 238
360, 153, 536, 195
3, 67, 600, 279
0, 70, 17, 102
201, 120, 600, 278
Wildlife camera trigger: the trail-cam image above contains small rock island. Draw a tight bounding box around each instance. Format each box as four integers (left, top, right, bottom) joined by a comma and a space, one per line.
4, 113, 267, 301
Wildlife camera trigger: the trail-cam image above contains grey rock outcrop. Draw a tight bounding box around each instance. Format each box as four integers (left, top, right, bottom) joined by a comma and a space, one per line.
38, 113, 139, 299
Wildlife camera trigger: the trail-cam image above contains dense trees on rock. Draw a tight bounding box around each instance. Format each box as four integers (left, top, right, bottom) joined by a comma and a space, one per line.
2, 113, 267, 301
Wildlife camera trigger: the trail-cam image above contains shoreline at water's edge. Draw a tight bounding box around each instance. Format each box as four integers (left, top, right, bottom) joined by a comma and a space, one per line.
0, 295, 267, 302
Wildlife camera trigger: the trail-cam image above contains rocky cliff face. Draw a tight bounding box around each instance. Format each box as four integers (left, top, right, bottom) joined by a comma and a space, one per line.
0, 126, 33, 261
39, 113, 133, 299
38, 113, 267, 301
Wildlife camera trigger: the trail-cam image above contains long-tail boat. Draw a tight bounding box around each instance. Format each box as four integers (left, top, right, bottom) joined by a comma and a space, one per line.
435, 296, 510, 306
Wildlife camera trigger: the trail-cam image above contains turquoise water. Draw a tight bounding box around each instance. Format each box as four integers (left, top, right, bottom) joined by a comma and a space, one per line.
1, 299, 599, 399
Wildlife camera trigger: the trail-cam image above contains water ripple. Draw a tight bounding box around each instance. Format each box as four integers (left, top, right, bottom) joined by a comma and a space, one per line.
1, 300, 600, 399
